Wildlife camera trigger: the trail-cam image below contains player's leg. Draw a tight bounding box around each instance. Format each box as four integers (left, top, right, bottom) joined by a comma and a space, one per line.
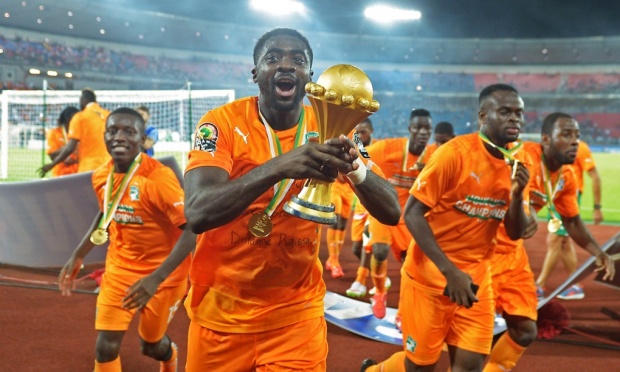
186, 320, 255, 371
347, 218, 371, 298
94, 278, 135, 371
446, 275, 494, 372
486, 248, 538, 371
535, 231, 565, 289
256, 317, 328, 371
365, 274, 449, 372
326, 192, 345, 277
138, 282, 186, 371
370, 242, 390, 318
447, 345, 486, 372
556, 236, 584, 299
94, 331, 125, 371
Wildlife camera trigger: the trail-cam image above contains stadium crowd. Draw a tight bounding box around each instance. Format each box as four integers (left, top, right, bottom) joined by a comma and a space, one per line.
1, 32, 620, 145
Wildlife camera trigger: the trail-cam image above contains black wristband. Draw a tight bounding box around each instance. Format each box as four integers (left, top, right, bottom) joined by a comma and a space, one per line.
594, 204, 602, 210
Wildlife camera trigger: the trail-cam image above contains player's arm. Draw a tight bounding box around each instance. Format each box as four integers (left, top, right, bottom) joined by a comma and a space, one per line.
122, 224, 195, 310
331, 135, 400, 226
184, 141, 355, 234
38, 139, 78, 177
58, 211, 101, 296
562, 214, 615, 280
503, 162, 530, 240
404, 196, 478, 308
587, 167, 603, 224
521, 204, 539, 239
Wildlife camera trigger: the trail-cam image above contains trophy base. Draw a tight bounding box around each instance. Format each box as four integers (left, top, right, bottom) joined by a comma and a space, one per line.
284, 195, 337, 225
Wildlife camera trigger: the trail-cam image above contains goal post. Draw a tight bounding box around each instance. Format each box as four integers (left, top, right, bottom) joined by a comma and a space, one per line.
0, 88, 235, 181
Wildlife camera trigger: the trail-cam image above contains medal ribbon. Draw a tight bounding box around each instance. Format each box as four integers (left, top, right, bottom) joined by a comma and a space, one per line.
258, 106, 306, 217
478, 132, 523, 163
401, 139, 410, 172
96, 153, 142, 231
541, 153, 563, 217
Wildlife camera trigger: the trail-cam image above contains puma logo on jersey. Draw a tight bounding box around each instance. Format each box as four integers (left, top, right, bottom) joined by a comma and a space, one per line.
415, 179, 427, 190
234, 127, 249, 144
469, 171, 482, 184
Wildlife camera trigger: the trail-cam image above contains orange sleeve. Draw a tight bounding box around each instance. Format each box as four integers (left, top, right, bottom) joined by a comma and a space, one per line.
409, 143, 459, 208
186, 111, 234, 174
577, 141, 596, 172
554, 168, 580, 218
46, 129, 61, 155
143, 166, 186, 228
67, 112, 82, 141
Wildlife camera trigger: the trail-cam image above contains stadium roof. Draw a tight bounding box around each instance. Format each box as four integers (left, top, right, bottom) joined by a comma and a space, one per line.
2, 0, 620, 65
3, 0, 620, 40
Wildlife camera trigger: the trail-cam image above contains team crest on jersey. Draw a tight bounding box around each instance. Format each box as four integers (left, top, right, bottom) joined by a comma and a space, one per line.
305, 131, 319, 142
194, 123, 219, 152
353, 132, 370, 158
406, 335, 417, 353
557, 177, 565, 191
129, 185, 140, 201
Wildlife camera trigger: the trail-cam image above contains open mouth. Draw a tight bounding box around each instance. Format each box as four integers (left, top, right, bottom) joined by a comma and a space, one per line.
275, 80, 296, 98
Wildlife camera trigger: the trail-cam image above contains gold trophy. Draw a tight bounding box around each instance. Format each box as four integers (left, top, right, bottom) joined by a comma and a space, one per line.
283, 64, 380, 224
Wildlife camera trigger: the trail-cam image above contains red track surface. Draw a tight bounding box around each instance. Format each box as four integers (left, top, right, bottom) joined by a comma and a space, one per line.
1, 222, 618, 371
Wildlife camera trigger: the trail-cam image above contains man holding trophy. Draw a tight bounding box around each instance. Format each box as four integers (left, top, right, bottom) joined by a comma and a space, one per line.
182, 28, 400, 371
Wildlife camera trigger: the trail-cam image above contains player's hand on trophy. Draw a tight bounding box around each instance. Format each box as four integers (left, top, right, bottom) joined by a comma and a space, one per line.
324, 134, 358, 174
274, 141, 353, 181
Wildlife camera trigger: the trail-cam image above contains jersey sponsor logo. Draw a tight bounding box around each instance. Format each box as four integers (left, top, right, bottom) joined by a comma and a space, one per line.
194, 122, 218, 153
406, 335, 417, 352
129, 185, 140, 201
353, 132, 370, 158
454, 195, 507, 220
234, 126, 250, 144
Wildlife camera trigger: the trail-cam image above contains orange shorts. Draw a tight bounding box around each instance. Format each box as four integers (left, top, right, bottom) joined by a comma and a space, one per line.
186, 317, 328, 371
491, 246, 538, 321
331, 180, 354, 218
367, 217, 411, 262
400, 270, 494, 365
350, 201, 369, 242
95, 274, 187, 343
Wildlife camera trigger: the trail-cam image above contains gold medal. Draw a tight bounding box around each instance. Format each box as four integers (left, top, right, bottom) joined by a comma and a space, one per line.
248, 212, 273, 237
547, 217, 562, 233
90, 228, 109, 245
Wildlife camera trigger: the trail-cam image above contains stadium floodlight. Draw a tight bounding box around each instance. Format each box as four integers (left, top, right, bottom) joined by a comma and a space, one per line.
250, 0, 305, 16
364, 5, 422, 23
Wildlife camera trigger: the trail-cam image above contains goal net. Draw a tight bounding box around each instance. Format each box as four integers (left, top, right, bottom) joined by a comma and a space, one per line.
0, 88, 235, 181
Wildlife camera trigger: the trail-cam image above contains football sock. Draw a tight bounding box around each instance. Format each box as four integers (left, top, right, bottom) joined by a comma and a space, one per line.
366, 351, 406, 372
94, 356, 121, 372
483, 332, 526, 372
355, 267, 370, 284
327, 229, 339, 265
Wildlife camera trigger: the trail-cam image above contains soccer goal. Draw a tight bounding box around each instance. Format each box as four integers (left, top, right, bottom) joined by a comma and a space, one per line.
0, 88, 235, 181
